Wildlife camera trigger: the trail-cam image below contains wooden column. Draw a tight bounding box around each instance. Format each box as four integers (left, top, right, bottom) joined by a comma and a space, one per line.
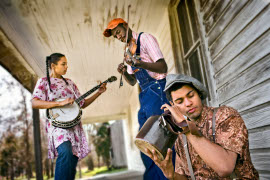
32, 77, 43, 180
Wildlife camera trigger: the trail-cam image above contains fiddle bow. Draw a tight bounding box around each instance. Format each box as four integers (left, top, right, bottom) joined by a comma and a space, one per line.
119, 5, 131, 88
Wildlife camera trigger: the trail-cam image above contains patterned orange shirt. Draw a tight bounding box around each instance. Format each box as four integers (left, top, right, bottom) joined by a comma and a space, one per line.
175, 106, 259, 179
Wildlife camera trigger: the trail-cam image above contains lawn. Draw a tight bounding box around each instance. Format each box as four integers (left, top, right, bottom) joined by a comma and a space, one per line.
14, 166, 127, 180
76, 166, 127, 179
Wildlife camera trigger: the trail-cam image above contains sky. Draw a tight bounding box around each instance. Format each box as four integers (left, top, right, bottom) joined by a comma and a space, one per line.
0, 65, 33, 138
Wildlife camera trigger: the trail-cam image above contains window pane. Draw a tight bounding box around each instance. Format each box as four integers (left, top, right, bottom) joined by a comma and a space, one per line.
187, 0, 199, 42
177, 0, 193, 54
189, 50, 203, 83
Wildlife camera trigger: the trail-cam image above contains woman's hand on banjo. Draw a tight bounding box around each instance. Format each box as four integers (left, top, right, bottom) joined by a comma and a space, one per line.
145, 148, 175, 179
59, 98, 74, 106
98, 83, 107, 94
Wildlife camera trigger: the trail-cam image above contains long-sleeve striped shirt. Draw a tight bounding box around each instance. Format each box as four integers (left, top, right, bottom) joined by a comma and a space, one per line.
127, 31, 167, 80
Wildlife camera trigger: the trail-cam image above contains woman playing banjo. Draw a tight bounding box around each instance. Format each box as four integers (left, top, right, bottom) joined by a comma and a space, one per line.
32, 53, 107, 180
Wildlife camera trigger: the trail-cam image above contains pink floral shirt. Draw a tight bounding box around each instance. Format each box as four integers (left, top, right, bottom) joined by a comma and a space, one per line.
32, 77, 90, 160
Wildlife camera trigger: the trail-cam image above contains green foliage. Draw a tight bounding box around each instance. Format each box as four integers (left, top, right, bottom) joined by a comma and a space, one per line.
0, 132, 18, 177
85, 155, 94, 171
0, 131, 34, 179
93, 122, 111, 168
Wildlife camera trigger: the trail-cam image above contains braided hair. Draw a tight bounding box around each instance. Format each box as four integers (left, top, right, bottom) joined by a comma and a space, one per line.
46, 53, 69, 92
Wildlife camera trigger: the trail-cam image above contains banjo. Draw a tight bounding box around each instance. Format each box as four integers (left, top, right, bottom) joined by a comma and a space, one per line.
47, 76, 117, 129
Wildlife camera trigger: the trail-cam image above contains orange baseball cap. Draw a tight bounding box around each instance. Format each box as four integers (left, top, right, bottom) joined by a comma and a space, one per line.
103, 18, 127, 37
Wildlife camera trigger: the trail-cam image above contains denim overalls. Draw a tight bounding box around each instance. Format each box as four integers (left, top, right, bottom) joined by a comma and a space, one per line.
132, 33, 175, 180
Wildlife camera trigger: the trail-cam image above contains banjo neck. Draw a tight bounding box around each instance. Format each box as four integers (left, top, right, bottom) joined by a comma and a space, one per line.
49, 76, 117, 128
75, 79, 110, 104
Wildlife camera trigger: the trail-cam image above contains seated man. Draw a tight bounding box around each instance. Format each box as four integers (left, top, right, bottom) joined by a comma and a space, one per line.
146, 74, 259, 179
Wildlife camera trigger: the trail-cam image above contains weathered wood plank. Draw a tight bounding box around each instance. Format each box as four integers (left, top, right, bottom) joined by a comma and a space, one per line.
203, 0, 217, 12
203, 0, 231, 33
257, 171, 270, 180
202, 0, 219, 21
215, 29, 270, 88
250, 148, 270, 171
259, 175, 270, 180
221, 79, 270, 112
249, 126, 270, 149
209, 0, 269, 53
200, 0, 210, 11
212, 4, 270, 74
217, 53, 270, 103
207, 0, 249, 45
241, 102, 270, 130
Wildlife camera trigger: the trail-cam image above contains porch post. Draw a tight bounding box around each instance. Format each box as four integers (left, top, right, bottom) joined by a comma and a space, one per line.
32, 77, 43, 180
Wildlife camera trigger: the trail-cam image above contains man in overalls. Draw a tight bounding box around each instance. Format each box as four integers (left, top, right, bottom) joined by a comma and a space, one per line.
103, 18, 175, 180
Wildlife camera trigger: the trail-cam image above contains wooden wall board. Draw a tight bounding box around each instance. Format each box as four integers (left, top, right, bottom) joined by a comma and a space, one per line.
215, 29, 270, 88
217, 53, 270, 103
209, 0, 268, 57
212, 4, 270, 74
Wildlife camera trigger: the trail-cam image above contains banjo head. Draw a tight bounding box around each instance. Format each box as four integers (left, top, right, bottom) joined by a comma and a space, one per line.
49, 98, 81, 123
135, 138, 164, 161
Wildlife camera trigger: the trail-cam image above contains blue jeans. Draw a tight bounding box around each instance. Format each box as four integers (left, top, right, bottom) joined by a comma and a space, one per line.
55, 141, 78, 180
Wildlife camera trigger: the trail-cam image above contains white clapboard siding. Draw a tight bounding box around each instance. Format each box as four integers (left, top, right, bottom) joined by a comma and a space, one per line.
217, 53, 270, 103
197, 0, 270, 178
212, 3, 270, 74
215, 29, 270, 89
249, 127, 270, 150
207, 0, 249, 44
209, 0, 268, 58
249, 149, 270, 177
203, 0, 231, 33
241, 102, 270, 130
221, 79, 270, 113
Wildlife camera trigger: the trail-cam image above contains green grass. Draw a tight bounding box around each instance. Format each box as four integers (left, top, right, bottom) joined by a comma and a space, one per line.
76, 166, 127, 179
13, 166, 127, 179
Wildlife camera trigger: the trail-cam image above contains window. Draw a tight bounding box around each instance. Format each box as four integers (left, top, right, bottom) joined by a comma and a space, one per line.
176, 0, 210, 100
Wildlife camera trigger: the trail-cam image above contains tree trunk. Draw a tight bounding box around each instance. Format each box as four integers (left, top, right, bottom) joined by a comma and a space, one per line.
10, 159, 14, 180
20, 88, 33, 180
32, 108, 43, 180
50, 160, 54, 178
78, 161, 82, 178
98, 156, 100, 168
45, 158, 50, 178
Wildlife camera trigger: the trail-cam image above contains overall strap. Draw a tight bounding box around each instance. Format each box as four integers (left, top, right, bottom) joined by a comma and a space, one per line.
136, 32, 144, 55
182, 134, 195, 180
212, 108, 218, 143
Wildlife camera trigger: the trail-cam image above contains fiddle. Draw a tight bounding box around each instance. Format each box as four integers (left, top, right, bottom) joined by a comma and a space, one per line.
124, 38, 140, 66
